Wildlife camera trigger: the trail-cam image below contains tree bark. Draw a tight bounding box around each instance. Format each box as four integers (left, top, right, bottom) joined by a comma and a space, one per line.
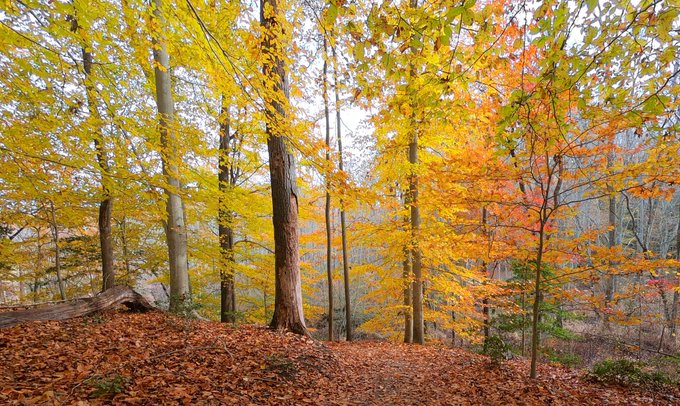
403, 246, 413, 343
407, 0, 424, 345
333, 45, 352, 342
530, 221, 546, 379
481, 208, 490, 350
323, 37, 334, 341
151, 0, 191, 312
668, 203, 680, 341
603, 152, 616, 326
0, 286, 153, 328
261, 0, 307, 335
48, 201, 65, 301
119, 217, 132, 283
70, 13, 115, 292
218, 102, 237, 323
409, 130, 424, 344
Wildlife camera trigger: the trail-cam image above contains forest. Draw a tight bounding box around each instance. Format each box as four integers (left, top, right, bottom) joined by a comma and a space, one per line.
0, 0, 679, 403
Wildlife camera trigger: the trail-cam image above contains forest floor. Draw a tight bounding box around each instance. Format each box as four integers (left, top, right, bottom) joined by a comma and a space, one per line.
0, 309, 677, 405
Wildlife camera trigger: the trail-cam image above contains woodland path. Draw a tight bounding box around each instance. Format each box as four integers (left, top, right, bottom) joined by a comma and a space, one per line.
330, 341, 475, 405
329, 341, 671, 405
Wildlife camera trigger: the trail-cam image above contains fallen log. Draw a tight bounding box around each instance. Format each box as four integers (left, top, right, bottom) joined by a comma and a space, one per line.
0, 286, 154, 328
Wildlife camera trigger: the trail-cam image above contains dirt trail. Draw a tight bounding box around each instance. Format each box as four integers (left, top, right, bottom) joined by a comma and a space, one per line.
328, 341, 673, 406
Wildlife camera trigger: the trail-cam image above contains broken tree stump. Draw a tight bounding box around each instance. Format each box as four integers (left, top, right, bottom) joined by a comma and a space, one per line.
0, 286, 154, 328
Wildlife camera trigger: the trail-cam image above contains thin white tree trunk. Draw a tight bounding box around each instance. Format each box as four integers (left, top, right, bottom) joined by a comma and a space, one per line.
48, 201, 65, 301
151, 0, 190, 312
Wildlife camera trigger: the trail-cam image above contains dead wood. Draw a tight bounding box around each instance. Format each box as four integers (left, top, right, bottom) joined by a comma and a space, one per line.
0, 286, 153, 328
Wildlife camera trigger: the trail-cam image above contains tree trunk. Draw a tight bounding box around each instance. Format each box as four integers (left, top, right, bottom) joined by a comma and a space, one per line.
407, 0, 424, 345
0, 286, 153, 328
119, 217, 132, 283
482, 296, 490, 351
668, 203, 680, 341
151, 0, 190, 312
409, 130, 424, 344
71, 14, 115, 292
48, 201, 65, 301
323, 37, 333, 341
603, 152, 616, 326
603, 194, 616, 314
218, 102, 236, 323
261, 0, 307, 335
530, 221, 546, 379
481, 208, 490, 350
333, 45, 352, 342
403, 246, 413, 343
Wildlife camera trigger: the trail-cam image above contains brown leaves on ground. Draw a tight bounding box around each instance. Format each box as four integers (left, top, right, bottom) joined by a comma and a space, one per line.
0, 310, 676, 405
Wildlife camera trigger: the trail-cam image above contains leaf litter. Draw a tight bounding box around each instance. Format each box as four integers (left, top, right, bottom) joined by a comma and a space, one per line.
0, 310, 677, 405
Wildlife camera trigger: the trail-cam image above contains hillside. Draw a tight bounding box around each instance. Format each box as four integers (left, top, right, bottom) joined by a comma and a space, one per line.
0, 310, 676, 405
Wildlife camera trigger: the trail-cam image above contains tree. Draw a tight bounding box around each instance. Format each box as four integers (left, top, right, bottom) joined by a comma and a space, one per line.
322, 35, 334, 341
151, 0, 191, 312
218, 102, 237, 323
261, 0, 307, 335
68, 3, 115, 292
333, 44, 353, 342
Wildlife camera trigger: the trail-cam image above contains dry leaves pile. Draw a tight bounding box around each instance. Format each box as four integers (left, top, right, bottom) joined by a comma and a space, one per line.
0, 310, 676, 405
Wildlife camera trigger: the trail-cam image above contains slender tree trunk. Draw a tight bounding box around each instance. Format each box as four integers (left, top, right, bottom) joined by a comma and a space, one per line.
34, 227, 41, 303
530, 221, 546, 379
481, 208, 490, 350
403, 245, 413, 343
219, 102, 236, 323
451, 310, 456, 346
409, 129, 424, 344
261, 0, 307, 335
332, 46, 352, 342
18, 268, 24, 303
482, 296, 490, 351
72, 16, 115, 292
603, 194, 616, 311
48, 201, 65, 300
323, 37, 333, 341
151, 0, 190, 312
603, 152, 616, 326
119, 217, 132, 283
521, 289, 526, 356
668, 203, 679, 342
407, 0, 424, 345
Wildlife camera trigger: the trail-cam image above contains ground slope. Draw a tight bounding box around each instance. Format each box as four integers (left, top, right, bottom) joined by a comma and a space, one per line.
0, 310, 676, 405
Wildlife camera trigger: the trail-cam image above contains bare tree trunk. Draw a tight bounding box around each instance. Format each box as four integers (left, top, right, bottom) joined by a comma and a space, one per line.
481, 208, 490, 350
603, 194, 616, 322
407, 0, 424, 345
261, 0, 307, 335
151, 0, 190, 312
669, 203, 680, 341
409, 129, 424, 344
530, 220, 546, 379
451, 310, 456, 346
332, 46, 352, 342
323, 37, 333, 341
0, 286, 153, 328
603, 152, 616, 327
403, 245, 413, 343
119, 217, 132, 283
18, 268, 24, 303
521, 289, 526, 356
218, 102, 237, 323
34, 227, 41, 303
48, 201, 65, 301
70, 14, 115, 292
